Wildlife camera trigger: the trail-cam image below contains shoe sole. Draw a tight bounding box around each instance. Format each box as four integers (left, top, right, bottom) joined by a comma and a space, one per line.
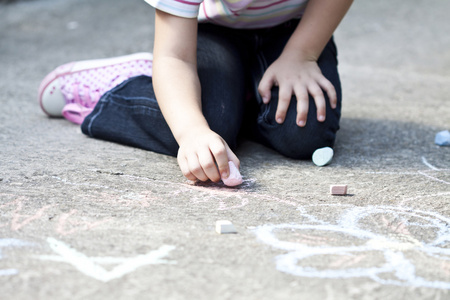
38, 52, 153, 117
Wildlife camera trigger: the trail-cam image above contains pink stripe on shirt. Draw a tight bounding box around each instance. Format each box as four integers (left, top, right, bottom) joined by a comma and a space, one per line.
247, 0, 289, 10
146, 0, 309, 29
175, 0, 199, 5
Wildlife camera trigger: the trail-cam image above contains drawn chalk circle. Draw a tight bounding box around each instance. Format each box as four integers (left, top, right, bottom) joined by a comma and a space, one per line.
252, 205, 450, 290
312, 147, 334, 167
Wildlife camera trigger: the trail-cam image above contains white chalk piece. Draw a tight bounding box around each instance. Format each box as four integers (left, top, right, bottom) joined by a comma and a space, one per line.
221, 161, 243, 187
312, 147, 334, 167
215, 220, 237, 234
330, 185, 348, 195
435, 130, 450, 146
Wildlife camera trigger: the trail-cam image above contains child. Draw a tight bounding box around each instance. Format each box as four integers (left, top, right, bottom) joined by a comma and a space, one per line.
38, 0, 353, 184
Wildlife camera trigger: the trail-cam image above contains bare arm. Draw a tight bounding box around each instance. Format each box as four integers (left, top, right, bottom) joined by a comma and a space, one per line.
153, 10, 238, 182
258, 0, 353, 126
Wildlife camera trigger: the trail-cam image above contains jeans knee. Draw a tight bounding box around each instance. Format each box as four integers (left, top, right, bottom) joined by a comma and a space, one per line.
263, 122, 338, 159
280, 136, 334, 159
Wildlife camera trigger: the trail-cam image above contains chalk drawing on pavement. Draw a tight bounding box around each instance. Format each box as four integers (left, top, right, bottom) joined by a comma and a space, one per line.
366, 156, 449, 186
0, 196, 52, 231
55, 209, 112, 236
36, 238, 176, 282
365, 156, 450, 207
0, 194, 112, 236
0, 238, 33, 276
253, 204, 450, 289
48, 154, 448, 212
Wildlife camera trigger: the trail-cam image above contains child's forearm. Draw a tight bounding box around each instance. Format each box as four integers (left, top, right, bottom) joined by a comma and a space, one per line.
153, 10, 210, 144
153, 57, 209, 143
152, 10, 237, 183
282, 0, 353, 61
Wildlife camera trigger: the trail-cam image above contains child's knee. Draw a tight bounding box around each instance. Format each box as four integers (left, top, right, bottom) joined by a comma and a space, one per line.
267, 123, 338, 159
279, 137, 334, 159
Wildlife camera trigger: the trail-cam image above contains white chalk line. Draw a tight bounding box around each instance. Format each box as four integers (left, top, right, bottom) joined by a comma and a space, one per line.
35, 255, 176, 265
37, 238, 176, 282
0, 238, 32, 255
421, 156, 440, 171
365, 156, 449, 204
0, 269, 19, 276
0, 238, 33, 276
399, 192, 450, 206
366, 155, 448, 179
253, 204, 450, 289
365, 169, 449, 183
365, 171, 418, 175
417, 171, 450, 185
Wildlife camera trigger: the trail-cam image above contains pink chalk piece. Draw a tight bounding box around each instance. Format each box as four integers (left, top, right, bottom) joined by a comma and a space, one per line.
330, 185, 348, 195
222, 161, 243, 187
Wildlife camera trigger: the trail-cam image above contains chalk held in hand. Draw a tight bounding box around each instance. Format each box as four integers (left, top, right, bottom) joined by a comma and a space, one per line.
312, 147, 334, 167
435, 130, 450, 146
221, 161, 243, 187
330, 185, 348, 195
215, 220, 237, 234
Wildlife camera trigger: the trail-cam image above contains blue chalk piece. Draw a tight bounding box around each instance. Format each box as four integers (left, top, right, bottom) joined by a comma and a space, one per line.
435, 130, 450, 146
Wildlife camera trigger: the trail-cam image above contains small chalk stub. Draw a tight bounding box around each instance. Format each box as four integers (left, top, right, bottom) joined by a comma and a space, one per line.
221, 161, 243, 187
215, 220, 237, 234
435, 130, 450, 146
312, 147, 334, 167
330, 185, 348, 195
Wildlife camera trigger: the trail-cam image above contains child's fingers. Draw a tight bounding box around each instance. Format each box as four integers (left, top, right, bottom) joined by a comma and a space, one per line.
209, 140, 229, 180
319, 78, 337, 109
294, 86, 309, 127
308, 82, 326, 122
187, 154, 209, 182
198, 148, 221, 182
258, 73, 274, 104
177, 155, 197, 182
226, 147, 240, 170
275, 85, 292, 124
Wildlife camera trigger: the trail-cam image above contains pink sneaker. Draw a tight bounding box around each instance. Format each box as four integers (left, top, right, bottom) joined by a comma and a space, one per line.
38, 52, 153, 124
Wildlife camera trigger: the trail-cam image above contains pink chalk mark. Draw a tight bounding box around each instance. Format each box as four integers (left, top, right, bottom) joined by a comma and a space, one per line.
0, 197, 23, 208
218, 198, 249, 211
329, 254, 367, 268
441, 261, 450, 278
289, 233, 336, 246
89, 191, 159, 208
10, 198, 52, 231
381, 215, 411, 235
56, 209, 112, 236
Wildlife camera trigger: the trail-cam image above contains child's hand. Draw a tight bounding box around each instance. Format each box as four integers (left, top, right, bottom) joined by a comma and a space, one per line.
258, 54, 337, 127
177, 128, 240, 183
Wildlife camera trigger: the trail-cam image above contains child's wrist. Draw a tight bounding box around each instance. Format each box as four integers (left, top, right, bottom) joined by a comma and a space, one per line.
175, 123, 211, 145
281, 46, 320, 62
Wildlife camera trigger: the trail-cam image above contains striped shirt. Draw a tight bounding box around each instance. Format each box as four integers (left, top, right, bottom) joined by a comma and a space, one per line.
145, 0, 309, 29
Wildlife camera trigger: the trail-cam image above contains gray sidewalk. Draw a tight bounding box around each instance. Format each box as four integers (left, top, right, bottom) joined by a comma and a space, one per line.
1, 0, 449, 299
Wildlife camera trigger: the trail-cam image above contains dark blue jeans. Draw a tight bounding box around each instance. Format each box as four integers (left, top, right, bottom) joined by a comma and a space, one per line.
81, 19, 342, 159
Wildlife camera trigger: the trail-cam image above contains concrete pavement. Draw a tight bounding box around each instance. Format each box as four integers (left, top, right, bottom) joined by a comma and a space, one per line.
1, 0, 449, 299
